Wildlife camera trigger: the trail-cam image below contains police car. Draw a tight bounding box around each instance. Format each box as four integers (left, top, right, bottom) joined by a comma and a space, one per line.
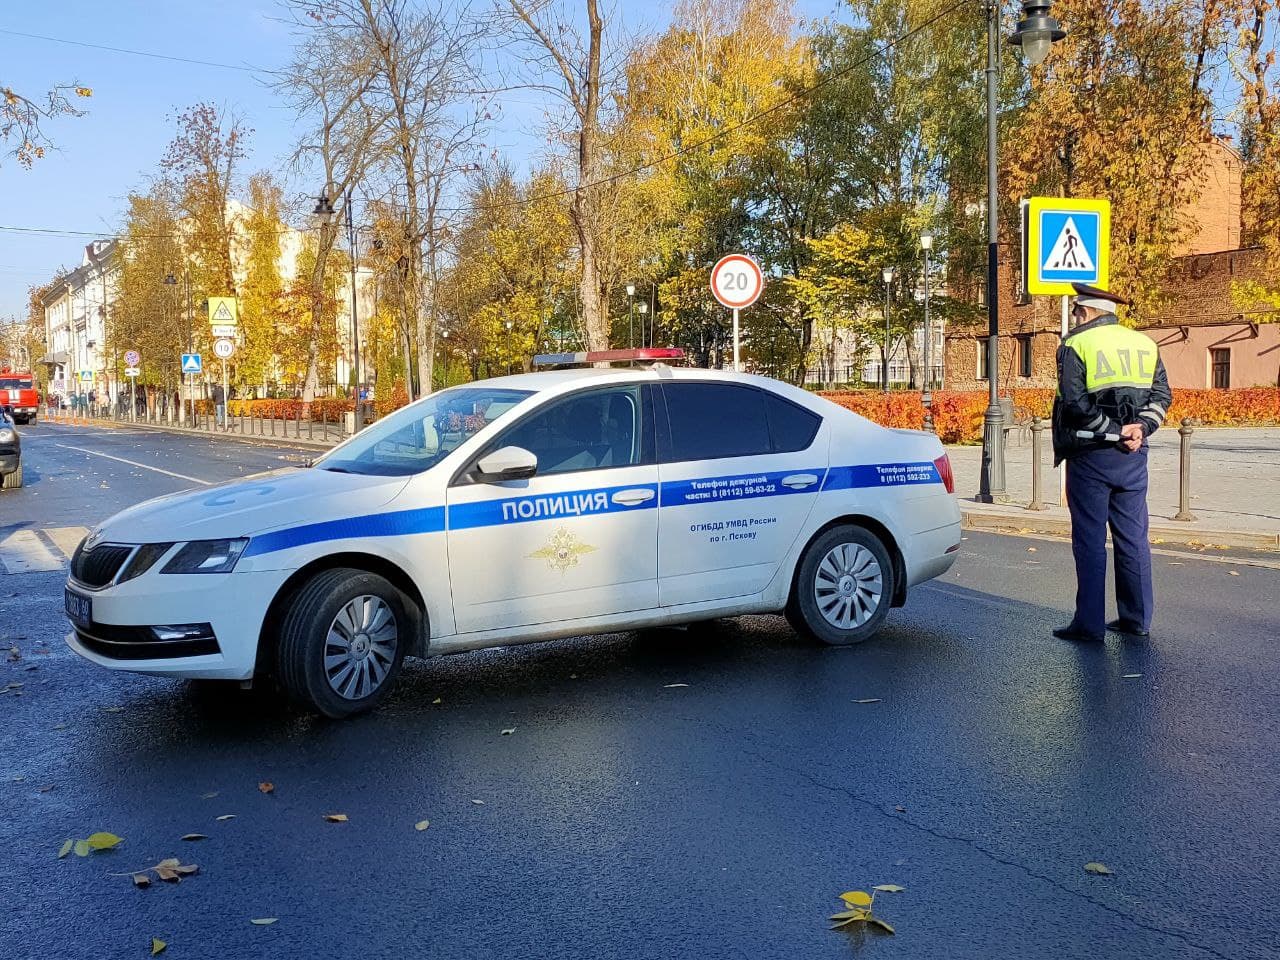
65, 350, 961, 717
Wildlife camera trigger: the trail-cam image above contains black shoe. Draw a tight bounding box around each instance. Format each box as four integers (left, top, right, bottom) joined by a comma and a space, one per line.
1053, 625, 1104, 643
1107, 619, 1150, 637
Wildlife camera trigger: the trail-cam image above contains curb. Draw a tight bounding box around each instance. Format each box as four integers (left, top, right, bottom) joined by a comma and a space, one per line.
959, 505, 1280, 552
44, 416, 341, 451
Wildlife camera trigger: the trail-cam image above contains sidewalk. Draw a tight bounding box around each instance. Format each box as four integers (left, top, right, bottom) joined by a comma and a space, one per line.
948, 427, 1280, 550
46, 410, 344, 451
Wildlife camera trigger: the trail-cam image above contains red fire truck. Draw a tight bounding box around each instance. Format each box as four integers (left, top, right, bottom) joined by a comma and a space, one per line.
0, 368, 40, 424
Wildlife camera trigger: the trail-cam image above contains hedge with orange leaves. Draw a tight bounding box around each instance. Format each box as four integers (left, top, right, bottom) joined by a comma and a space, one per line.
818, 387, 1280, 444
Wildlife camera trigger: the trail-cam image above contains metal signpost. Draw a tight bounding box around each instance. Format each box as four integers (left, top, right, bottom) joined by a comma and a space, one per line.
124, 350, 141, 422
1023, 196, 1112, 503
207, 298, 238, 429
710, 254, 764, 372
181, 353, 202, 426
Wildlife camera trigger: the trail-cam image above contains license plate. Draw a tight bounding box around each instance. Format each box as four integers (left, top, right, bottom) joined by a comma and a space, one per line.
64, 588, 92, 629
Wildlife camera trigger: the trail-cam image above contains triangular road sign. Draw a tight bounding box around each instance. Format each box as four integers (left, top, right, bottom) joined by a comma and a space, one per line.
211, 301, 234, 322
1042, 216, 1096, 273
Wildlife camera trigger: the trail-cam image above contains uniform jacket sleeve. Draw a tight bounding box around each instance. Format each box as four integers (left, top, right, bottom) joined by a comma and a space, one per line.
1137, 357, 1172, 436
1056, 343, 1121, 437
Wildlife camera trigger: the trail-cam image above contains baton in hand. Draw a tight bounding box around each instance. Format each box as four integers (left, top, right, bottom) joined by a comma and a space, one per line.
1075, 429, 1123, 443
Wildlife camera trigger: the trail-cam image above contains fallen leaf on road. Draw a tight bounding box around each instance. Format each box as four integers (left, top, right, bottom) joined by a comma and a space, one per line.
250, 918, 277, 925
893, 805, 906, 813
500, 728, 515, 735
839, 891, 872, 907
201, 791, 219, 799
101, 706, 124, 713
663, 683, 689, 688
852, 698, 882, 704
132, 873, 151, 888
1084, 862, 1114, 875
1228, 571, 1240, 576
1122, 673, 1142, 679
868, 918, 895, 934
37, 784, 54, 793
52, 723, 67, 731
151, 938, 166, 956
86, 831, 123, 851
215, 815, 236, 822
471, 799, 485, 805
1027, 547, 1037, 553
415, 820, 430, 831
258, 782, 274, 794
432, 697, 442, 704
873, 884, 905, 893
323, 814, 348, 823
22, 664, 37, 672
57, 839, 73, 859
180, 834, 207, 841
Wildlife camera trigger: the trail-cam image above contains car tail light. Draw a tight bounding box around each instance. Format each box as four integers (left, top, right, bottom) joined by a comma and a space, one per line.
933, 454, 954, 494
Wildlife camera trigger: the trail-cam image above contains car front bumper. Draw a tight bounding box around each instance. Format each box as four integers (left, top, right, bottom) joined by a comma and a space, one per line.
64, 567, 290, 680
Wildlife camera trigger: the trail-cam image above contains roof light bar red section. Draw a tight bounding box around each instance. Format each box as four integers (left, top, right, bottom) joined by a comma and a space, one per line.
532, 347, 685, 367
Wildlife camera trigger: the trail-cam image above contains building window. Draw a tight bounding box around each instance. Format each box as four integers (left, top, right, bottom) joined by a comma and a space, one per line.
1211, 348, 1231, 389
976, 337, 990, 380
1016, 335, 1033, 378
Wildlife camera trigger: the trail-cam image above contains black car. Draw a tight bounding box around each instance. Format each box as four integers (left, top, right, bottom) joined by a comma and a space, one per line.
0, 406, 21, 490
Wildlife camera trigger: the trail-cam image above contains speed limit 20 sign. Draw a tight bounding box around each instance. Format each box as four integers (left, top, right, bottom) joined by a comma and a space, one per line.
710, 254, 763, 309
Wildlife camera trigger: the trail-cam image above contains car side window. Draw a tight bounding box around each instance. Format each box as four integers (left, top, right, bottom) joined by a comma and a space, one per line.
765, 393, 821, 453
661, 383, 773, 461
476, 385, 653, 478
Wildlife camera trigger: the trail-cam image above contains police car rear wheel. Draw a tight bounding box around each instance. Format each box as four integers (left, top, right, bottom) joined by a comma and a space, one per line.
2, 459, 22, 489
792, 526, 893, 646
277, 568, 408, 718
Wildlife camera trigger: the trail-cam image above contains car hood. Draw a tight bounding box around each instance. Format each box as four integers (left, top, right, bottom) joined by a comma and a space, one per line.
93, 467, 413, 545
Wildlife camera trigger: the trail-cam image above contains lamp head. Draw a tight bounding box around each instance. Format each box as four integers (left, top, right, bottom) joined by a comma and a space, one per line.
1010, 0, 1066, 67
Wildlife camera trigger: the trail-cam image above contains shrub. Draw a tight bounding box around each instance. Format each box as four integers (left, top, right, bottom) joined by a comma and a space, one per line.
817, 387, 1280, 443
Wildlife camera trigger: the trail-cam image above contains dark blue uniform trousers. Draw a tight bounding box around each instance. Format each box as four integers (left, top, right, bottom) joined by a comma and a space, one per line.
1065, 446, 1154, 638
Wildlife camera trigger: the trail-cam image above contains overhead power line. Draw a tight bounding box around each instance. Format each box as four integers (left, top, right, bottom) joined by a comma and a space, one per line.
0, 28, 266, 74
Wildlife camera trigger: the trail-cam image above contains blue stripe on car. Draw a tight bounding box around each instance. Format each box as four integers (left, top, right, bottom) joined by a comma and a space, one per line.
242, 462, 940, 558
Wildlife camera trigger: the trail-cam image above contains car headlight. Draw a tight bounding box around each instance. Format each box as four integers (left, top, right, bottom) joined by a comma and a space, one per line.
160, 539, 249, 574
118, 542, 175, 583
0, 428, 15, 443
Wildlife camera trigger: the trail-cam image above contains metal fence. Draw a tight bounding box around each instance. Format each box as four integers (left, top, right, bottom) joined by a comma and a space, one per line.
46, 401, 351, 445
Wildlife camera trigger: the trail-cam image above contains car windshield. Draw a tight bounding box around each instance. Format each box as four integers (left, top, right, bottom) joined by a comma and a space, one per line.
315, 386, 533, 476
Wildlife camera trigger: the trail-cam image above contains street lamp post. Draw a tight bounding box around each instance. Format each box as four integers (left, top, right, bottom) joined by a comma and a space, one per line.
504, 321, 514, 373
314, 191, 362, 431
626, 284, 636, 348
881, 266, 895, 393
921, 232, 934, 432
978, 0, 1066, 502
637, 302, 648, 350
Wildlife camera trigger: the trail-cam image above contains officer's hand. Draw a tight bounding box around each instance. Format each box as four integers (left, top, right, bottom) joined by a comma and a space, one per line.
1120, 423, 1143, 452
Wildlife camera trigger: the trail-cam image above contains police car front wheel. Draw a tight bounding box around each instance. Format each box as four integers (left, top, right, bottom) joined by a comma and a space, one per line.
276, 568, 410, 718
791, 526, 893, 646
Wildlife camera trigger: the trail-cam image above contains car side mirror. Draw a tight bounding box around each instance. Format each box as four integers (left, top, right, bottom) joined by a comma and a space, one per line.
474, 445, 537, 483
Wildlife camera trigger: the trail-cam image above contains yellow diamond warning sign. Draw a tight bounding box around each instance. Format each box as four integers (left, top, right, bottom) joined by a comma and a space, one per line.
207, 297, 238, 326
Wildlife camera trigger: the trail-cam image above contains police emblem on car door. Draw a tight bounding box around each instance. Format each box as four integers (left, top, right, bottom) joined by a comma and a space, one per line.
446, 385, 660, 633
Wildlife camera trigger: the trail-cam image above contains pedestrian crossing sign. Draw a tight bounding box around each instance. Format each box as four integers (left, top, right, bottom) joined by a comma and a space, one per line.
206, 297, 238, 326
181, 354, 203, 374
1026, 196, 1110, 295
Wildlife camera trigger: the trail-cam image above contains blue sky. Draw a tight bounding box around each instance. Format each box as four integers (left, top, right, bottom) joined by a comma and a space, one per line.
0, 1, 850, 323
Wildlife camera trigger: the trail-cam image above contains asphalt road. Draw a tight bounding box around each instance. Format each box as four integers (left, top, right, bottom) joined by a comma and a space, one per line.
2, 421, 1278, 960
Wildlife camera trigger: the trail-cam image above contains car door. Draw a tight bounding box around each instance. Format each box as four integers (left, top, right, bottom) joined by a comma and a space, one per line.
656, 381, 827, 606
446, 383, 660, 634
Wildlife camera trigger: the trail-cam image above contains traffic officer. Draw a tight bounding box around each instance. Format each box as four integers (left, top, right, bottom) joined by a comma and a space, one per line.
1051, 283, 1172, 643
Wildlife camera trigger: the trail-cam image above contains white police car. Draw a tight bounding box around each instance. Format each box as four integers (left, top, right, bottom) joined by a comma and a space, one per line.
65, 350, 961, 717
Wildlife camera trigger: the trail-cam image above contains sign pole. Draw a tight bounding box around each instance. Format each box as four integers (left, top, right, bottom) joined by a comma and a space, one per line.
732, 307, 741, 372
1060, 293, 1069, 506
221, 359, 228, 429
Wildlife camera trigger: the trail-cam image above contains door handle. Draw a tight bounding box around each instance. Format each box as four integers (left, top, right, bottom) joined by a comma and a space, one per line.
611, 488, 656, 506
780, 473, 819, 490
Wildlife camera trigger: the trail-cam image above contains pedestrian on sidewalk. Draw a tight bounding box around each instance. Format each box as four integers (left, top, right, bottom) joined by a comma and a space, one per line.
211, 382, 226, 428
1051, 283, 1173, 643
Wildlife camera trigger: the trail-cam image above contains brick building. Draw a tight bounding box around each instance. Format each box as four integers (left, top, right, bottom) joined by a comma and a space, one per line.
945, 139, 1278, 392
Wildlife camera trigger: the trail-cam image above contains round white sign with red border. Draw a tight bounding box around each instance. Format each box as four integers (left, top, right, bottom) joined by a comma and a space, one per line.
213, 338, 236, 359
124, 350, 140, 366
710, 254, 764, 309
